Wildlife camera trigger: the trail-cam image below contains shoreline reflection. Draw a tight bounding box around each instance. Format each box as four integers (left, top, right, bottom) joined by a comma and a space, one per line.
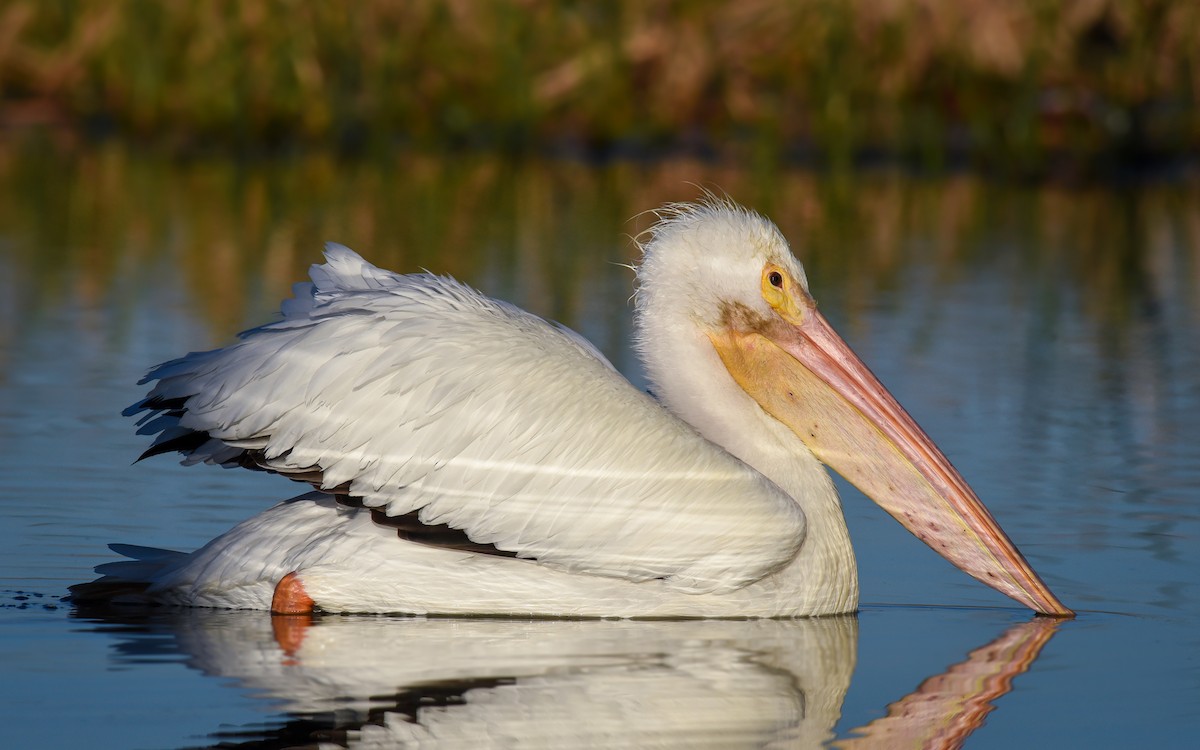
72, 607, 1059, 749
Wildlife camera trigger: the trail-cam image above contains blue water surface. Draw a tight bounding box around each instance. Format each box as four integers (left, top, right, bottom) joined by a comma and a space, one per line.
1, 145, 1198, 748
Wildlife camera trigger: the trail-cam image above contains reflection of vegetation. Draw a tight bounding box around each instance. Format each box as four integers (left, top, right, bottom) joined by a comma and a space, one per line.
1, 1, 1197, 172
2, 139, 1195, 353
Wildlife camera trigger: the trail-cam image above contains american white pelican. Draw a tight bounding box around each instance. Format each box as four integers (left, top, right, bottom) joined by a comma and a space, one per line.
73, 199, 1071, 617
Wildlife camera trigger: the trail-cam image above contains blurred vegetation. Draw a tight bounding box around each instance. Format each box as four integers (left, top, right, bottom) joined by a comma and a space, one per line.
0, 0, 1197, 175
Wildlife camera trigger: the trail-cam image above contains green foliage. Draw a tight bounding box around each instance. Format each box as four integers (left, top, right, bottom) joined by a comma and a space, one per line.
1, 0, 1196, 171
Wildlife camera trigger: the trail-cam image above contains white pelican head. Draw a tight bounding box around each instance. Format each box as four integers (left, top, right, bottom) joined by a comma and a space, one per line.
635, 199, 1071, 617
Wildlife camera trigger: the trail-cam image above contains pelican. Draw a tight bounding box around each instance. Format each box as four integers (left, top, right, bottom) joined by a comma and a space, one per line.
73, 199, 1071, 618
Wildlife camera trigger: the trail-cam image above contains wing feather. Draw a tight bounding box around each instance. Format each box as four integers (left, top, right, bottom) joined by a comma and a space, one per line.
128, 246, 806, 594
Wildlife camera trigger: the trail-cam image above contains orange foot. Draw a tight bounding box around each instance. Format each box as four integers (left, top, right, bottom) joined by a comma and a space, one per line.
271, 571, 315, 615
270, 572, 315, 658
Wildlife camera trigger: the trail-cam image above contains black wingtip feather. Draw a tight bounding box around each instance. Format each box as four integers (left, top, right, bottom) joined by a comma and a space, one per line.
343, 498, 521, 559
123, 395, 190, 417
136, 430, 212, 462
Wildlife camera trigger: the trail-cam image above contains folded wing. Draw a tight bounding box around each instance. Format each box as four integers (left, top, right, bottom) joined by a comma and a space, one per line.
127, 246, 806, 594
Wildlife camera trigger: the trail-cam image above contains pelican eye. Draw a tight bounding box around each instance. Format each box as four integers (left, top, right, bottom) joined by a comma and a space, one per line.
768, 271, 784, 288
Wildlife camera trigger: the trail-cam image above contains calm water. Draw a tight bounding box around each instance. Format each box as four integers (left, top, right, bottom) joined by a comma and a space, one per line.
1, 140, 1198, 748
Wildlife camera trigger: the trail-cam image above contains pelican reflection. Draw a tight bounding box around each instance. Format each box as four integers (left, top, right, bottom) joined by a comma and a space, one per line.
73, 609, 1059, 748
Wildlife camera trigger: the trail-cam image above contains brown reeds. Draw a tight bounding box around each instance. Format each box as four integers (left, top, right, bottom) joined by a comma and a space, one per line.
0, 1, 1197, 170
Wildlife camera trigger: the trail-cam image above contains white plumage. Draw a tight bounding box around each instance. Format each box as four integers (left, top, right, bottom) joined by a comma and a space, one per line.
77, 199, 1069, 618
